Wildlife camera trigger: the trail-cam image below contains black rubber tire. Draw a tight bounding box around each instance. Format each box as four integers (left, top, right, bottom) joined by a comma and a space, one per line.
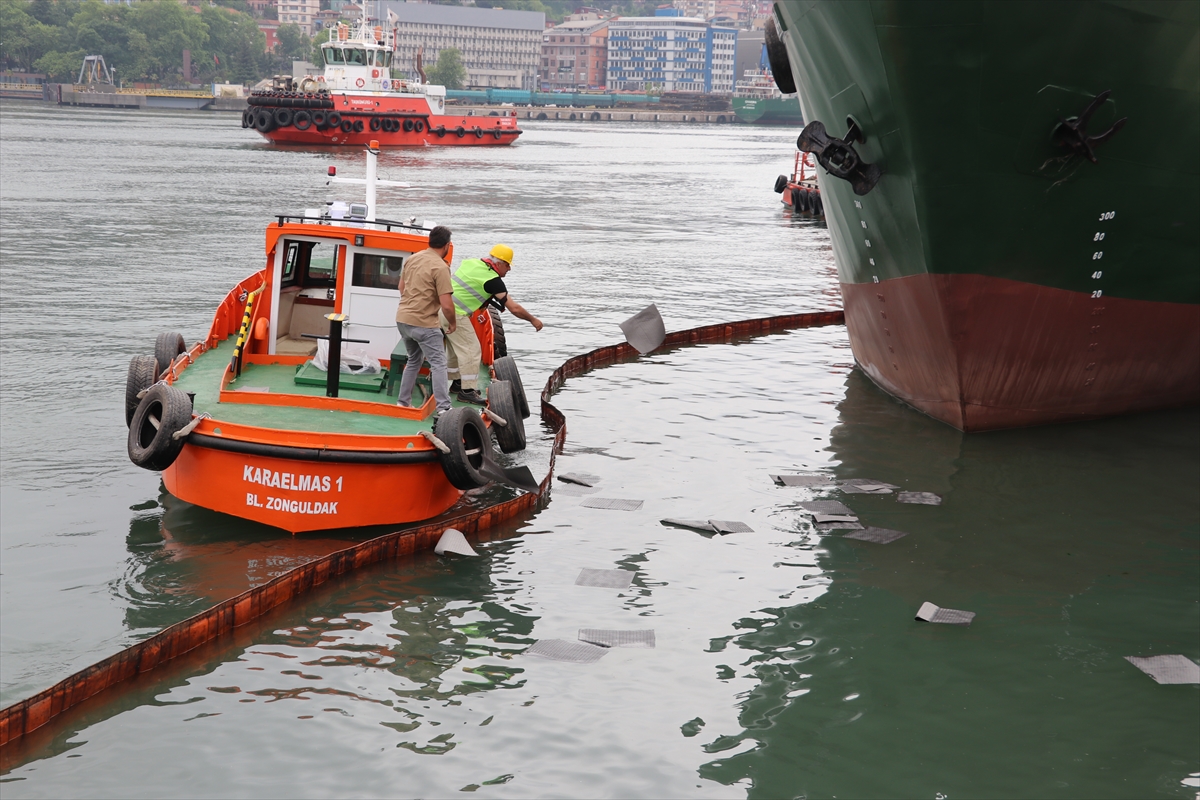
536, 112, 547, 120
241, 109, 251, 128
795, 188, 809, 212
591, 111, 601, 121
293, 110, 312, 130
455, 126, 465, 138
341, 119, 353, 133
487, 380, 526, 453
125, 354, 159, 427
765, 17, 797, 95
492, 355, 528, 419
414, 120, 425, 132
154, 332, 186, 378
273, 107, 293, 127
127, 383, 193, 471
492, 128, 502, 139
434, 407, 491, 490
369, 116, 381, 131
473, 127, 483, 138
382, 117, 395, 132
327, 112, 342, 128
489, 306, 507, 359
812, 194, 823, 217
773, 174, 788, 193
434, 125, 446, 137
403, 118, 414, 132
312, 110, 328, 128
254, 109, 275, 132
352, 119, 363, 132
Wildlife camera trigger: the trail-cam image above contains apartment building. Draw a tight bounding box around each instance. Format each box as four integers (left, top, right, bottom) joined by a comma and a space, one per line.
539, 15, 609, 91
381, 2, 544, 90
275, 0, 320, 36
606, 17, 736, 94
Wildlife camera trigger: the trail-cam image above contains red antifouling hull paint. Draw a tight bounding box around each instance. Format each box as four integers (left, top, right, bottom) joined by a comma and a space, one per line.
842, 274, 1200, 431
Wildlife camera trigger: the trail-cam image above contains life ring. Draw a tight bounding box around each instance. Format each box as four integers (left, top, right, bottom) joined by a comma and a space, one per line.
433, 407, 491, 489
473, 127, 483, 138
312, 110, 328, 128
403, 118, 414, 132
327, 112, 342, 127
414, 120, 425, 133
127, 383, 193, 471
487, 380, 526, 453
369, 116, 381, 131
294, 110, 312, 130
273, 107, 293, 127
492, 128, 502, 140
356, 77, 365, 88
455, 126, 465, 138
352, 119, 363, 132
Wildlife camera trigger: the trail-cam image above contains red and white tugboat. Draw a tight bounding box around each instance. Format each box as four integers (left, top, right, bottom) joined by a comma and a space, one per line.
242, 11, 520, 147
773, 150, 823, 219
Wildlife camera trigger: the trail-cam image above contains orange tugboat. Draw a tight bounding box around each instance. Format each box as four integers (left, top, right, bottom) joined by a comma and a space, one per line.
243, 11, 520, 147
124, 143, 532, 532
773, 150, 823, 219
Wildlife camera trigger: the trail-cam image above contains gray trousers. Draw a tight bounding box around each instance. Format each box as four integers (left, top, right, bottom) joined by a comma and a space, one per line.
396, 322, 452, 411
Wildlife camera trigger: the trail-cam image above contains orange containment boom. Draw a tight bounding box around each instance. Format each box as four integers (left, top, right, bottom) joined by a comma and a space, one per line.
0, 308, 844, 748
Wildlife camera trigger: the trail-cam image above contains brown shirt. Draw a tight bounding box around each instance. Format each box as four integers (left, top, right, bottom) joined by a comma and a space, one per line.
395, 248, 452, 328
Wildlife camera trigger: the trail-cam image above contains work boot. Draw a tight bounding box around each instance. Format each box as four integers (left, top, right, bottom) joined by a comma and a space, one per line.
456, 388, 486, 406
449, 379, 462, 393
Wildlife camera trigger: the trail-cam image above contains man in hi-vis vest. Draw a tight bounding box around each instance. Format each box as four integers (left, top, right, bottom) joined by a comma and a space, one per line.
440, 243, 543, 405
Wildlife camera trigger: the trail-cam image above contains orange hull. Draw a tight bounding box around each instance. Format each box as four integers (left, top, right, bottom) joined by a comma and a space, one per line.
256, 92, 521, 147
163, 440, 461, 533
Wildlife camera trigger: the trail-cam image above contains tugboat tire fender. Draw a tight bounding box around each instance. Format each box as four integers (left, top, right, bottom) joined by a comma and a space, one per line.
241, 109, 252, 128
492, 128, 502, 140
341, 119, 354, 133
369, 116, 381, 131
492, 355, 529, 419
352, 119, 364, 133
125, 355, 159, 427
312, 110, 328, 128
254, 109, 275, 132
434, 125, 446, 137
186, 434, 441, 464
487, 380, 526, 453
403, 118, 415, 132
327, 112, 342, 128
764, 17, 797, 95
273, 108, 293, 128
154, 332, 187, 378
473, 127, 483, 138
128, 384, 193, 471
414, 120, 425, 133
434, 407, 491, 489
773, 174, 788, 193
293, 110, 312, 130
455, 126, 466, 138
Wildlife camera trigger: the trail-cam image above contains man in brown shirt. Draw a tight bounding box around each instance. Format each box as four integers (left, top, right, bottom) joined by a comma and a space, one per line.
395, 226, 457, 412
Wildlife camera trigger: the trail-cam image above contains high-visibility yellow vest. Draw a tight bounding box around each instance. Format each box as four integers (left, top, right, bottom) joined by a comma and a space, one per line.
450, 258, 499, 316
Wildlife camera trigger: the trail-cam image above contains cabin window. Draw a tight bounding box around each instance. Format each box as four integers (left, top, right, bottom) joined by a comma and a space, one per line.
346, 49, 366, 65
324, 47, 345, 65
280, 239, 339, 288
352, 252, 405, 290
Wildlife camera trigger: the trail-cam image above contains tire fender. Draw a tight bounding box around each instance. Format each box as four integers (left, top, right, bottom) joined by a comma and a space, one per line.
154, 332, 186, 378
434, 407, 491, 490
127, 384, 193, 471
125, 354, 158, 427
491, 355, 529, 419
487, 380, 526, 453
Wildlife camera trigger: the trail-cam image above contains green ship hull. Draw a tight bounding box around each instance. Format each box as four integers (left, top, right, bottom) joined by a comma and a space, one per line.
734, 95, 805, 125
773, 0, 1199, 430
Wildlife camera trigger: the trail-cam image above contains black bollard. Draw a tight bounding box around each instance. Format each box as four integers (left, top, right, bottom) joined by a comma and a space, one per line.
325, 314, 346, 397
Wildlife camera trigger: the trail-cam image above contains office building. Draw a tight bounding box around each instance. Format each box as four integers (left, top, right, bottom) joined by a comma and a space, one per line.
606, 17, 736, 94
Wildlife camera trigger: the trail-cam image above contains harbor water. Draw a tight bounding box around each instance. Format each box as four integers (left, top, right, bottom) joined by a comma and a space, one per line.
0, 102, 1196, 798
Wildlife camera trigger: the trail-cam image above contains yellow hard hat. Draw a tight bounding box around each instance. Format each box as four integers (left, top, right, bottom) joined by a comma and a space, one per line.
489, 243, 514, 264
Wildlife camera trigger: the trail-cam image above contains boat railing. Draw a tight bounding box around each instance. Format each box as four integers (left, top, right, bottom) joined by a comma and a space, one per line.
274, 214, 430, 233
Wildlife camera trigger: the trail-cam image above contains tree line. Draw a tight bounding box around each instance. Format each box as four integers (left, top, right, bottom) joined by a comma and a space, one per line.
0, 0, 311, 84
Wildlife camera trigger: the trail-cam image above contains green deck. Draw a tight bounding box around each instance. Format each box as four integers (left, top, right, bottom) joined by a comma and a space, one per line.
171, 337, 490, 437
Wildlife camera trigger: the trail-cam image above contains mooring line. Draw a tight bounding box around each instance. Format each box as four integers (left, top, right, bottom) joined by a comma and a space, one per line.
0, 308, 843, 747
